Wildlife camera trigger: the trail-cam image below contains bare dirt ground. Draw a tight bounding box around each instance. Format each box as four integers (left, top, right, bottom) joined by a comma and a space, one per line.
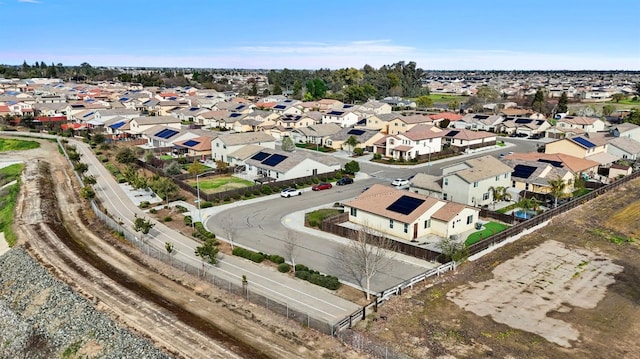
355, 178, 640, 358
9, 137, 366, 359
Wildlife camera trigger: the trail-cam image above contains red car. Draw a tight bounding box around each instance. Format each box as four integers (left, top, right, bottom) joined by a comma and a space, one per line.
312, 182, 333, 191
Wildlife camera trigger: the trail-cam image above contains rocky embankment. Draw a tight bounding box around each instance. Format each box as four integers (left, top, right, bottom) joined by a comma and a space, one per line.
0, 248, 171, 359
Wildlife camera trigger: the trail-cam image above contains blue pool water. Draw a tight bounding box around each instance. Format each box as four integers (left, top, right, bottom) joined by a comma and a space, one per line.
514, 210, 536, 219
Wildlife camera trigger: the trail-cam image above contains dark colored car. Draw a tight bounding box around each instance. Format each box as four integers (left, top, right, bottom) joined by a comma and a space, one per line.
312, 182, 333, 191
336, 177, 354, 185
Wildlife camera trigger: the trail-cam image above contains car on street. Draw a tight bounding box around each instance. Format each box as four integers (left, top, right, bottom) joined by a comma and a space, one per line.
391, 178, 410, 187
280, 188, 302, 197
312, 182, 333, 191
336, 177, 354, 185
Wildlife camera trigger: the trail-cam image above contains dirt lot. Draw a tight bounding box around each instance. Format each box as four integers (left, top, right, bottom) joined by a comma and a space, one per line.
357, 179, 640, 358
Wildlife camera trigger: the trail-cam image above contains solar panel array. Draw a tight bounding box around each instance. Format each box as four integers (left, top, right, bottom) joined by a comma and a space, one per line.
110, 121, 126, 129
474, 115, 489, 120
537, 159, 563, 167
328, 111, 344, 116
445, 130, 460, 137
155, 128, 179, 139
230, 113, 242, 117
274, 105, 287, 109
512, 164, 537, 179
386, 195, 425, 215
251, 152, 270, 161
515, 118, 532, 124
572, 136, 596, 148
262, 154, 288, 167
347, 129, 365, 136
183, 140, 200, 147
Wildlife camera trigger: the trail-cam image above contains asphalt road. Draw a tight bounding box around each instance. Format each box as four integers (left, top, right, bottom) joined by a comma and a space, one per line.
69, 139, 361, 325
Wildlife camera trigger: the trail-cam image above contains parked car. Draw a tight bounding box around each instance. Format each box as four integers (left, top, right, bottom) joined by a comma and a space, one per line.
312, 182, 333, 191
391, 178, 410, 187
336, 177, 354, 185
280, 188, 302, 197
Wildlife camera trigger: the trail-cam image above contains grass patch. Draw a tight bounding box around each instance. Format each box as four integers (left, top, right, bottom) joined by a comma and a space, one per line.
295, 143, 336, 152
0, 138, 40, 152
62, 340, 82, 358
573, 188, 591, 198
589, 227, 635, 245
159, 154, 173, 160
465, 222, 509, 246
305, 208, 343, 228
422, 94, 469, 103
189, 176, 254, 192
0, 163, 23, 186
0, 183, 20, 247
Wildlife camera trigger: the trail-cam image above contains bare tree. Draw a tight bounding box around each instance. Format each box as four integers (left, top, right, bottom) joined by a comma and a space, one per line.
335, 223, 396, 300
220, 216, 236, 250
283, 229, 299, 273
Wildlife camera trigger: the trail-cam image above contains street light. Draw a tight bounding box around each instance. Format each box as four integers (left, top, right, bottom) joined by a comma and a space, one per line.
425, 144, 433, 175
196, 170, 217, 226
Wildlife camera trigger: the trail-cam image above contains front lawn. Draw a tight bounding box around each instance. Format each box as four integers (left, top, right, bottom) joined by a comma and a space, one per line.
465, 222, 509, 246
295, 143, 336, 152
188, 176, 254, 193
0, 138, 40, 152
305, 208, 343, 228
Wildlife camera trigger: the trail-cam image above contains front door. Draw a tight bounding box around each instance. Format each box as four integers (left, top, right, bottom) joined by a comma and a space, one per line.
413, 223, 418, 239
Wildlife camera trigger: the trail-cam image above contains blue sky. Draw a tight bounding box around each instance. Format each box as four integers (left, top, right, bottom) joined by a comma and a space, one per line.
1, 0, 639, 70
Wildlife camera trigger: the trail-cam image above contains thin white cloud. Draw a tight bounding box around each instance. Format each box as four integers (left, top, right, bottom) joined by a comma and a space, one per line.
18, 0, 42, 3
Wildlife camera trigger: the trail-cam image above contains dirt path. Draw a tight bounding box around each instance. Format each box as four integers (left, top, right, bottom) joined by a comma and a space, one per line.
10, 137, 364, 359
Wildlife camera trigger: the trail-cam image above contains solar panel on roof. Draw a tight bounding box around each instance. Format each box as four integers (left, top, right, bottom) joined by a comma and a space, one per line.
512, 164, 537, 179
262, 154, 288, 167
328, 111, 344, 116
82, 112, 94, 118
157, 129, 178, 139
230, 113, 242, 117
445, 130, 460, 137
110, 121, 126, 129
514, 118, 532, 124
274, 105, 286, 109
573, 136, 596, 148
474, 115, 489, 119
183, 140, 200, 147
537, 159, 563, 167
155, 129, 170, 138
251, 152, 270, 161
347, 129, 365, 136
386, 195, 425, 215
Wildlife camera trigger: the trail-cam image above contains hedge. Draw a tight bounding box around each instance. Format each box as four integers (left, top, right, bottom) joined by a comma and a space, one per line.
193, 222, 215, 240
294, 265, 341, 290
268, 254, 285, 264
232, 247, 265, 263
277, 263, 291, 273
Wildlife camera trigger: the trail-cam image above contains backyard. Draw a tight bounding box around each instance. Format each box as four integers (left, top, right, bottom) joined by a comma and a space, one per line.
185, 176, 254, 194
465, 222, 509, 246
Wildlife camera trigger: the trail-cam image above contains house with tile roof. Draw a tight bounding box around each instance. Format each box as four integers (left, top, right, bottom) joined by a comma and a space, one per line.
363, 112, 403, 133
443, 128, 498, 152
556, 116, 605, 133
325, 127, 384, 152
128, 116, 182, 136
321, 108, 359, 128
211, 131, 276, 163
454, 114, 504, 132
609, 123, 640, 141
240, 147, 341, 182
499, 117, 551, 137
290, 123, 342, 147
343, 184, 480, 241
357, 100, 393, 115
440, 155, 513, 206
607, 137, 640, 161
386, 114, 435, 135
544, 134, 614, 164
172, 135, 215, 160
502, 158, 576, 199
374, 124, 444, 160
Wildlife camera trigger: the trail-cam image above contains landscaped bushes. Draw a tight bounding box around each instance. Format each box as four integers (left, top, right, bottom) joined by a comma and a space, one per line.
294, 264, 341, 290
277, 263, 291, 273
268, 254, 285, 264
232, 247, 265, 263
193, 222, 215, 240
184, 215, 192, 226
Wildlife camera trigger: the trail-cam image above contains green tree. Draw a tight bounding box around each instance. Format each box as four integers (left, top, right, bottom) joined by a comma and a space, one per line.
292, 80, 302, 99
305, 78, 327, 100
558, 92, 569, 113
152, 177, 178, 204
195, 238, 219, 268
476, 85, 499, 103
437, 236, 468, 263
625, 108, 640, 125
602, 104, 615, 116
448, 99, 460, 111
115, 147, 136, 164
416, 95, 434, 109
344, 135, 359, 155
80, 185, 95, 200
133, 214, 155, 238
531, 88, 546, 113
547, 177, 567, 208
343, 160, 360, 175
611, 93, 626, 103
187, 160, 206, 176
272, 78, 283, 95
281, 136, 295, 152
163, 161, 182, 176
74, 162, 88, 174
488, 186, 511, 208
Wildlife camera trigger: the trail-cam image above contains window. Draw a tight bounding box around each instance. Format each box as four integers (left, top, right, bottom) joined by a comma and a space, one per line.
424, 219, 431, 228
525, 183, 529, 191
512, 181, 516, 188
496, 176, 500, 181
473, 181, 478, 188
389, 219, 394, 229
443, 193, 448, 200
504, 173, 508, 179
444, 178, 448, 185
350, 207, 357, 217
216, 142, 219, 147
467, 215, 473, 225
404, 223, 408, 233
483, 192, 489, 200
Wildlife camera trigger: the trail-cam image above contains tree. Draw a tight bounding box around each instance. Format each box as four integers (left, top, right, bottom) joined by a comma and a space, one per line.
344, 135, 359, 155
416, 95, 434, 109
305, 78, 327, 100
488, 186, 511, 209
272, 78, 283, 95
547, 176, 567, 208
220, 216, 236, 250
612, 93, 626, 103
133, 214, 155, 239
343, 160, 360, 175
74, 162, 88, 174
215, 160, 228, 173
476, 85, 499, 103
80, 185, 95, 200
115, 147, 136, 164
448, 99, 460, 111
292, 80, 302, 99
152, 177, 178, 204
335, 223, 396, 300
163, 161, 182, 176
195, 238, 219, 269
626, 108, 640, 125
165, 242, 175, 264
187, 160, 206, 176
283, 229, 299, 273
437, 236, 468, 263
558, 92, 569, 114
602, 104, 615, 116
281, 136, 296, 152
531, 88, 546, 113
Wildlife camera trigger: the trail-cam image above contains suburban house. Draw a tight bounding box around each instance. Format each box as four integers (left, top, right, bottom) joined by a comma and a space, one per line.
428, 112, 463, 127
343, 184, 480, 241
374, 124, 444, 160
275, 113, 319, 129
499, 117, 551, 137
544, 125, 586, 139
607, 137, 640, 160
210, 131, 276, 163
272, 100, 302, 115
408, 173, 444, 198
502, 158, 577, 199
556, 116, 606, 133
387, 114, 434, 135
609, 123, 640, 141
128, 116, 182, 136
241, 147, 341, 182
325, 127, 383, 152
172, 135, 215, 160
290, 123, 342, 147
453, 114, 504, 132
440, 155, 513, 206
363, 113, 403, 133
142, 125, 198, 148
544, 134, 609, 160
443, 128, 498, 152
357, 100, 393, 115
504, 152, 601, 188
321, 108, 360, 128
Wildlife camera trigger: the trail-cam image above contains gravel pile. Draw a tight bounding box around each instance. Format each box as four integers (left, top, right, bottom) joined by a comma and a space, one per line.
0, 248, 172, 359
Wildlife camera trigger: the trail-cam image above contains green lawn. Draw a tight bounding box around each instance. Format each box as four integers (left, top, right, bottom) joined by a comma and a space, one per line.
189, 176, 254, 193
0, 163, 24, 187
573, 188, 591, 198
0, 183, 20, 246
0, 138, 40, 152
465, 222, 509, 246
159, 155, 174, 160
305, 208, 343, 228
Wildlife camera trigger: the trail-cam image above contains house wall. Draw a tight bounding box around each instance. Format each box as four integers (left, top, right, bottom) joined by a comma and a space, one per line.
443, 172, 511, 206
608, 145, 638, 161
544, 140, 586, 158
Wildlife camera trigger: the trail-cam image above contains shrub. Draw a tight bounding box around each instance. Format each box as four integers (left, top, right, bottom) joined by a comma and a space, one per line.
373, 153, 382, 160
260, 185, 272, 195
139, 201, 150, 209
163, 216, 172, 222
293, 264, 341, 290
295, 264, 309, 272
232, 247, 265, 263
99, 156, 108, 163
193, 222, 215, 240
312, 177, 320, 184
184, 215, 193, 226
200, 201, 213, 208
233, 193, 242, 200
175, 205, 188, 213
244, 192, 253, 199
277, 263, 291, 273
353, 147, 364, 156
149, 208, 157, 214
295, 270, 310, 280
268, 254, 285, 264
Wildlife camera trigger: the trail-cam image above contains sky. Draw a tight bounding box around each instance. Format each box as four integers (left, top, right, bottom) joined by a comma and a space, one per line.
1, 0, 639, 70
